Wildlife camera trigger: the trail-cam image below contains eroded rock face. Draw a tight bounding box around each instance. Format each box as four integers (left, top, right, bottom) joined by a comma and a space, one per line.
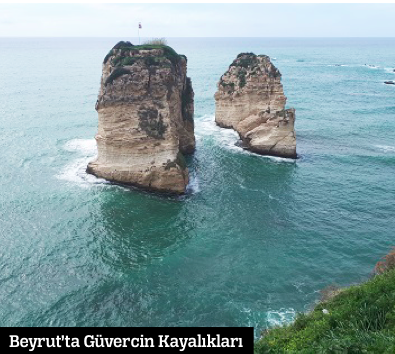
214, 53, 296, 158
87, 41, 195, 194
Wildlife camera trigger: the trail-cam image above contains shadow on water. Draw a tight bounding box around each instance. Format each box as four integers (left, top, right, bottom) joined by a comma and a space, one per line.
90, 186, 198, 270
13, 187, 201, 326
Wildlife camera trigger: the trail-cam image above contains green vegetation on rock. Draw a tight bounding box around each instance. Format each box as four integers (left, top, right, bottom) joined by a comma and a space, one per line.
132, 44, 181, 65
138, 108, 167, 139
112, 41, 134, 50
103, 41, 185, 68
237, 52, 256, 58
103, 50, 113, 64
104, 68, 131, 85
238, 70, 247, 88
255, 251, 395, 353
220, 80, 235, 90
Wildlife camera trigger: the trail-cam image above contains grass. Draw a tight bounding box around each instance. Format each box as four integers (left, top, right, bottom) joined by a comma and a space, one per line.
103, 41, 184, 68
143, 38, 167, 46
131, 44, 181, 65
254, 250, 395, 353
103, 41, 134, 64
102, 41, 187, 86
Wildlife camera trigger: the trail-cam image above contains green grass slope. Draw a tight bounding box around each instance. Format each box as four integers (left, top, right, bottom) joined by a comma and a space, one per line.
255, 267, 395, 353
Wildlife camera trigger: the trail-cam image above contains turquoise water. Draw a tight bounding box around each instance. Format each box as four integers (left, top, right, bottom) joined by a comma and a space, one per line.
1, 38, 395, 332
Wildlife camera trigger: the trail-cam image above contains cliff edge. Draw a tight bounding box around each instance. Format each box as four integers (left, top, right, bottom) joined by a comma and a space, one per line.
87, 41, 195, 194
214, 53, 296, 158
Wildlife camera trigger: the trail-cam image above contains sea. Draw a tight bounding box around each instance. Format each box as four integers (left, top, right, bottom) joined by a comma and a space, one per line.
0, 38, 394, 334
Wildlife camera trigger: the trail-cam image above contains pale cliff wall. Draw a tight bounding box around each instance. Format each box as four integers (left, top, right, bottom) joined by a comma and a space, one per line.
87, 41, 195, 194
214, 53, 296, 158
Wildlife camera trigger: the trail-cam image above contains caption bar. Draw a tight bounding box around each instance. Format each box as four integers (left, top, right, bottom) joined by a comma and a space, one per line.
3, 328, 254, 352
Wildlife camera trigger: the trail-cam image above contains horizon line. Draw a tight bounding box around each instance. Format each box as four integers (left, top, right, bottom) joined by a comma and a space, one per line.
1, 36, 395, 39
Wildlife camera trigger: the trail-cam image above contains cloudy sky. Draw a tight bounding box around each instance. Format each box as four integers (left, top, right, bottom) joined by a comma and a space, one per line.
0, 3, 394, 37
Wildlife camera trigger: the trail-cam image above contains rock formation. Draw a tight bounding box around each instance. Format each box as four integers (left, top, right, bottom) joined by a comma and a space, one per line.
214, 53, 296, 158
87, 41, 195, 194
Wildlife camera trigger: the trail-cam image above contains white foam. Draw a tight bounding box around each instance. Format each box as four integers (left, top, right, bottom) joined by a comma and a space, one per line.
186, 173, 200, 194
384, 67, 395, 74
266, 308, 296, 328
195, 115, 295, 163
195, 114, 240, 151
56, 139, 108, 188
58, 139, 202, 194
63, 138, 97, 155
375, 145, 395, 153
58, 116, 295, 190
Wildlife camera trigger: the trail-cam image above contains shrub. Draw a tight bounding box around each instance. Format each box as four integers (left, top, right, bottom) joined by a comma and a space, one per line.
143, 38, 167, 46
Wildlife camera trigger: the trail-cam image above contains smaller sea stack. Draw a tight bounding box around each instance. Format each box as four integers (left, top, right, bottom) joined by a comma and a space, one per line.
214, 53, 296, 158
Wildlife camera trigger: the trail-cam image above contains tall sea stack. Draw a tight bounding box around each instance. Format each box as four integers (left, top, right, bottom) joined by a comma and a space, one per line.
87, 41, 195, 194
214, 53, 296, 158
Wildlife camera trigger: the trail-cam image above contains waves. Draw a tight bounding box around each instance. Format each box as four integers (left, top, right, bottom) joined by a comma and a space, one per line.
56, 139, 108, 188
241, 306, 296, 339
363, 64, 380, 69
325, 64, 395, 73
195, 114, 295, 163
266, 308, 296, 328
57, 138, 202, 194
374, 145, 395, 153
63, 138, 97, 155
57, 115, 295, 190
195, 114, 240, 151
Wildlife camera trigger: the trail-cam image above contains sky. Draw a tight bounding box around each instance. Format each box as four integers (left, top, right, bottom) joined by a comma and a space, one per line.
0, 3, 394, 37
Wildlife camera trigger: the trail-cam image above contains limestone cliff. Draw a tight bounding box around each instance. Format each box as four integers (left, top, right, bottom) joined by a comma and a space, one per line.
87, 41, 195, 194
214, 53, 296, 158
